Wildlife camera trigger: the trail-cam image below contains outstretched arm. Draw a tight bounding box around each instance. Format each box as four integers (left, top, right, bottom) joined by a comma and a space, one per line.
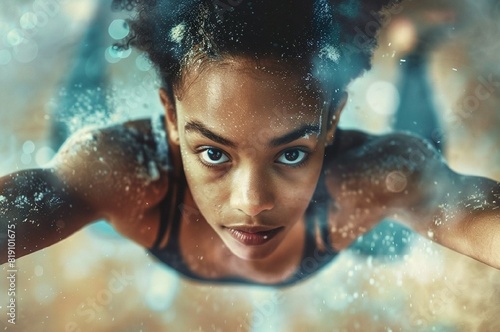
1, 119, 168, 264
399, 165, 500, 268
326, 130, 499, 268
0, 168, 99, 263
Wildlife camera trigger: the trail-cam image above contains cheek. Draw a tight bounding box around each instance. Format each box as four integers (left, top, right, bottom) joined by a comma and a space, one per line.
274, 163, 324, 210
280, 177, 318, 207
184, 168, 228, 216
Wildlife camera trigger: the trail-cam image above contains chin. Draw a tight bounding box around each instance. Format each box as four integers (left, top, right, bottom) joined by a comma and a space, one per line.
226, 241, 280, 261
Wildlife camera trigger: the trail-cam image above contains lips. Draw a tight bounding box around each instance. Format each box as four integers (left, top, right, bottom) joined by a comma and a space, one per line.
224, 226, 283, 246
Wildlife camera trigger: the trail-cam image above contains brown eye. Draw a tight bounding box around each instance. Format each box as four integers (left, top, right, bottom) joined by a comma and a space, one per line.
285, 150, 299, 161
200, 148, 229, 165
276, 149, 308, 166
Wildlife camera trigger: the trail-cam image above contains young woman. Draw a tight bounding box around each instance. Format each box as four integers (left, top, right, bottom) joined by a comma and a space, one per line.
0, 0, 498, 287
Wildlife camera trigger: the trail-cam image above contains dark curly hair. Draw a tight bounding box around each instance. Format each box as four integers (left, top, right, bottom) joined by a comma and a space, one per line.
112, 0, 400, 106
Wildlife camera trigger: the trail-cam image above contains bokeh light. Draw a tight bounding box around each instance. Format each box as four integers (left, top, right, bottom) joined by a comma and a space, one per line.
19, 12, 38, 30
22, 140, 35, 154
105, 45, 131, 63
135, 54, 153, 72
366, 80, 400, 116
35, 146, 56, 166
144, 266, 180, 312
108, 19, 130, 40
7, 29, 24, 46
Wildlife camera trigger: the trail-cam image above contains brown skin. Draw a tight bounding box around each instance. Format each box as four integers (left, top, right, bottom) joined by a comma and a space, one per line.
160, 59, 341, 282
0, 58, 498, 284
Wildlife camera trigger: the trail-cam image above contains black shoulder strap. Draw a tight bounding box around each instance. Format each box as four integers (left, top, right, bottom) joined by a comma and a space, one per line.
306, 167, 335, 253
163, 171, 187, 253
151, 114, 177, 250
151, 172, 175, 250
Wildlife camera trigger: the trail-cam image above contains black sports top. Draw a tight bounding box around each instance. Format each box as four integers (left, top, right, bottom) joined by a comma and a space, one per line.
148, 116, 339, 287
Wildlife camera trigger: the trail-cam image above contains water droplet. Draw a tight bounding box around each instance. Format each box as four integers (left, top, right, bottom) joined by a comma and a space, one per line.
366, 81, 400, 116
35, 146, 55, 166
23, 140, 35, 154
20, 12, 38, 30
385, 171, 407, 193
108, 19, 130, 40
35, 265, 44, 276
104, 46, 121, 64
135, 54, 152, 72
7, 29, 24, 46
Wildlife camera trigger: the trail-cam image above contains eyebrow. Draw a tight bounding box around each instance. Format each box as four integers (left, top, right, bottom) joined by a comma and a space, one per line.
269, 124, 321, 147
184, 121, 321, 148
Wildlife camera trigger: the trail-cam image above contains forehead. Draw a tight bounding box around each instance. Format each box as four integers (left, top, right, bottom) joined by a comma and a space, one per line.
176, 58, 327, 128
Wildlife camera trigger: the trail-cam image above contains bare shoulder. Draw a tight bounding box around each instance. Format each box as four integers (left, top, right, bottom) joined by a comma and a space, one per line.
51, 118, 169, 225
327, 128, 443, 194
328, 128, 438, 160
325, 129, 444, 249
328, 128, 375, 154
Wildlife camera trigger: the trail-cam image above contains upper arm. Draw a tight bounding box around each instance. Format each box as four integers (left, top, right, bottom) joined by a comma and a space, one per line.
370, 133, 500, 268
0, 119, 169, 262
353, 131, 500, 268
325, 130, 500, 268
51, 119, 169, 229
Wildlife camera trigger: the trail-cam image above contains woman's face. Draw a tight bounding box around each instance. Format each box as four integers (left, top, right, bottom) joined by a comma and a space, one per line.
164, 58, 337, 261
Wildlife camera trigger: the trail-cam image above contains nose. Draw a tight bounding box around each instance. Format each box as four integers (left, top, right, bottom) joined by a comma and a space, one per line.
229, 166, 275, 217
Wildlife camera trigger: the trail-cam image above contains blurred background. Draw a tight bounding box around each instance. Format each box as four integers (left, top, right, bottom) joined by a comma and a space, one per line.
1, 0, 500, 331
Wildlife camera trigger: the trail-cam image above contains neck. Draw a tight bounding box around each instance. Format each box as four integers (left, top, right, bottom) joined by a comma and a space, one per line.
168, 141, 184, 180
